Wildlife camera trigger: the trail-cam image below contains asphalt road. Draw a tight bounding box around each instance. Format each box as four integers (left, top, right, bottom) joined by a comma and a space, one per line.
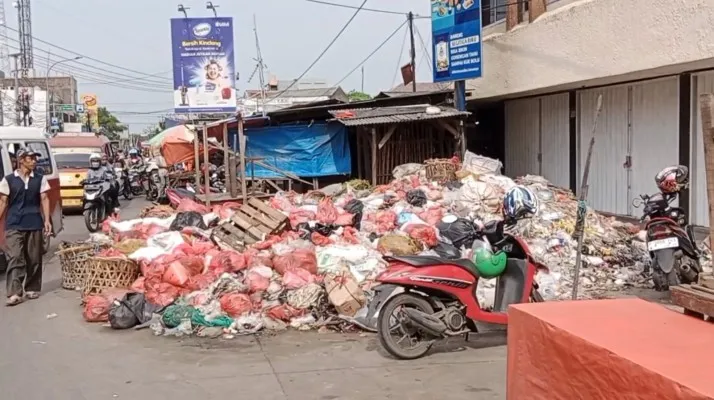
0, 198, 508, 400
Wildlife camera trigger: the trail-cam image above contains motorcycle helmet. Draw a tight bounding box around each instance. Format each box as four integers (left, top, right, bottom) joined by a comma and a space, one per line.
89, 153, 102, 169
471, 240, 507, 278
503, 185, 538, 221
655, 165, 688, 194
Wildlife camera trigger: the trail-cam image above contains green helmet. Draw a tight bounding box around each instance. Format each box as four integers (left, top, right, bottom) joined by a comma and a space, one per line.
472, 240, 507, 278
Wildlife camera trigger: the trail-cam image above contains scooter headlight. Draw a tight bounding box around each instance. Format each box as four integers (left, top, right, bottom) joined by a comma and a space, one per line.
85, 192, 97, 200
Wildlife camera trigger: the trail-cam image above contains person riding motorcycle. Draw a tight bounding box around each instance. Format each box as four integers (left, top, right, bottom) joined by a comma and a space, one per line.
128, 148, 143, 169
471, 186, 539, 277
87, 153, 119, 211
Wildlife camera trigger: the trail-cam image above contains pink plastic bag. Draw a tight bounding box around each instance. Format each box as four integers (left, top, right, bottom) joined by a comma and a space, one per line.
342, 226, 360, 244
334, 212, 355, 226
163, 261, 190, 288
316, 198, 338, 224
245, 267, 271, 293
289, 209, 316, 229
405, 224, 439, 247
310, 232, 333, 246
177, 198, 210, 214
282, 269, 316, 289
220, 292, 252, 317
418, 207, 444, 226
272, 248, 317, 275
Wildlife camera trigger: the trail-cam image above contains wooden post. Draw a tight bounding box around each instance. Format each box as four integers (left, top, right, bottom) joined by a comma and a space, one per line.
371, 127, 377, 186
506, 0, 520, 31
193, 126, 200, 193
228, 154, 238, 198
699, 93, 714, 252
238, 117, 248, 201
222, 122, 231, 196
528, 0, 547, 23
202, 124, 210, 206
459, 120, 467, 158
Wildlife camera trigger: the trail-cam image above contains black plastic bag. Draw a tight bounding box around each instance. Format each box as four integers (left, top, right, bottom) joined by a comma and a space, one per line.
406, 189, 427, 207
445, 180, 463, 190
344, 199, 365, 229
169, 211, 208, 231
108, 293, 161, 330
433, 241, 461, 260
295, 222, 337, 241
437, 218, 478, 249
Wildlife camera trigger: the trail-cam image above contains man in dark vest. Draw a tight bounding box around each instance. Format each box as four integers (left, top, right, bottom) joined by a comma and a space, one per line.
0, 148, 52, 306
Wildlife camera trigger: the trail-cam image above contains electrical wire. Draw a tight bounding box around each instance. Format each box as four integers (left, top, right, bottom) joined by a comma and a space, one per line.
413, 23, 433, 74
391, 23, 410, 88
2, 25, 173, 84
265, 0, 368, 103
305, 0, 429, 18
331, 20, 407, 90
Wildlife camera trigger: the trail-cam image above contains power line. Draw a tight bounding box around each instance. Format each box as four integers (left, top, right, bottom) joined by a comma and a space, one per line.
391, 23, 410, 88
2, 25, 173, 83
413, 23, 433, 74
305, 0, 429, 18
332, 20, 408, 90
266, 0, 368, 103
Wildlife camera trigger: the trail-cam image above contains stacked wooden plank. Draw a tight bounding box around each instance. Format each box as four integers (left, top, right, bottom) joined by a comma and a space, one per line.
671, 277, 714, 321
211, 198, 288, 252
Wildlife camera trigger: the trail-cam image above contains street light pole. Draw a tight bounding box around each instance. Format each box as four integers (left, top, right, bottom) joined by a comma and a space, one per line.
45, 56, 82, 132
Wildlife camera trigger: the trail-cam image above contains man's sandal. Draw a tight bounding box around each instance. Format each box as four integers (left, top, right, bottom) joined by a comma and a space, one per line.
5, 295, 22, 306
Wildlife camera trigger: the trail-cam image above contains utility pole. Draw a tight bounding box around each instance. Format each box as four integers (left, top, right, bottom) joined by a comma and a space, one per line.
253, 14, 267, 116
361, 66, 364, 92
408, 11, 416, 92
11, 53, 19, 126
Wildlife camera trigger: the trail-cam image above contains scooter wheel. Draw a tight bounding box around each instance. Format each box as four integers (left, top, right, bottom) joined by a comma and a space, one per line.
377, 293, 435, 360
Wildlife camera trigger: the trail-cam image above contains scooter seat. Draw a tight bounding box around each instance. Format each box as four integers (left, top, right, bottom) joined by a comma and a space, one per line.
386, 256, 479, 276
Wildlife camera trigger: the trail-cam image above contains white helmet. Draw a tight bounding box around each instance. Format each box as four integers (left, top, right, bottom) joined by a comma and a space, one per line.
89, 153, 102, 169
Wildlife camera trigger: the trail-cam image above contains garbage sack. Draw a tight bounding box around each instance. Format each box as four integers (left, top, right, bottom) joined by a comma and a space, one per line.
377, 234, 421, 256
344, 199, 364, 228
169, 211, 208, 231
433, 241, 462, 259
273, 248, 318, 275
162, 304, 233, 328
393, 163, 423, 179
220, 292, 253, 317
82, 288, 130, 323
108, 293, 161, 330
282, 268, 316, 289
289, 209, 316, 229
316, 198, 339, 225
461, 151, 503, 175
437, 217, 479, 248
404, 224, 439, 247
325, 274, 366, 317
406, 189, 427, 207
286, 283, 323, 309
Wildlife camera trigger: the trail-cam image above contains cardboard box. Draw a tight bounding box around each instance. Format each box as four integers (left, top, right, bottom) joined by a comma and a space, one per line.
325, 274, 366, 317
508, 299, 714, 400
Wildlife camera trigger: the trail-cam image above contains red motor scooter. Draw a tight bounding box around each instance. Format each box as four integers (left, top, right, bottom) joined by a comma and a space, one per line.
375, 219, 547, 360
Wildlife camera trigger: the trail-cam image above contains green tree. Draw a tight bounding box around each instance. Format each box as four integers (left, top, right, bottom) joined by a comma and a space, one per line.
97, 107, 127, 140
348, 90, 372, 102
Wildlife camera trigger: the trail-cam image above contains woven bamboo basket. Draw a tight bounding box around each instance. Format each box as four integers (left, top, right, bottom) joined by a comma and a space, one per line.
82, 256, 139, 297
56, 242, 96, 290
425, 159, 457, 182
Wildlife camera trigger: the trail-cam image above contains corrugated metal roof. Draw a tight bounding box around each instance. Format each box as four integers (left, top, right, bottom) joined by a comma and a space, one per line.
329, 105, 469, 127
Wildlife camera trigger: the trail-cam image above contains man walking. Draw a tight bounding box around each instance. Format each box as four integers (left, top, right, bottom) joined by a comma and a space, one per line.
0, 148, 52, 306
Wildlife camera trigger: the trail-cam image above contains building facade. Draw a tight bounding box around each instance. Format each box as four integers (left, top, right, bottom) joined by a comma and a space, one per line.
469, 0, 714, 226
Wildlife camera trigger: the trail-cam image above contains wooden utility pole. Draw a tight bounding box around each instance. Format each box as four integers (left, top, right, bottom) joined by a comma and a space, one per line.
407, 12, 416, 92
698, 94, 714, 252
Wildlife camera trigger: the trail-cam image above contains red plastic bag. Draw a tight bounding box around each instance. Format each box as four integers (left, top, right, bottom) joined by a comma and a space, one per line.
82, 288, 130, 323
220, 292, 252, 317
405, 224, 439, 247
310, 232, 333, 246
208, 251, 246, 274
244, 249, 273, 268
282, 268, 316, 290
187, 272, 217, 291
364, 211, 397, 234
266, 304, 306, 321
163, 261, 191, 288
289, 209, 316, 229
342, 226, 360, 244
272, 248, 317, 275
179, 255, 205, 276
130, 277, 146, 293
98, 248, 125, 257
316, 198, 338, 224
177, 198, 210, 214
418, 207, 443, 226
253, 235, 281, 250
145, 282, 181, 307
334, 213, 355, 226
245, 268, 271, 293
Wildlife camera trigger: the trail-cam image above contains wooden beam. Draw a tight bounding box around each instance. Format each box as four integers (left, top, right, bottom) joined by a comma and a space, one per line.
506, 0, 519, 31
222, 122, 231, 196
700, 94, 714, 252
238, 117, 248, 201
193, 126, 200, 194
434, 119, 460, 139
671, 285, 714, 318
228, 154, 238, 198
371, 127, 377, 186
378, 124, 398, 150
202, 124, 211, 206
528, 0, 547, 23
356, 128, 363, 179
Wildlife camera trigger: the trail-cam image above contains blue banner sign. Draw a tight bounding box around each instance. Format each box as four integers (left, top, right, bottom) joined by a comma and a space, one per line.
170, 17, 236, 113
431, 0, 483, 82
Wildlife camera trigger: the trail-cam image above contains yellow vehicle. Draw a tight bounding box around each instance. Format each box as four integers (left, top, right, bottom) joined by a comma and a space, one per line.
50, 133, 114, 211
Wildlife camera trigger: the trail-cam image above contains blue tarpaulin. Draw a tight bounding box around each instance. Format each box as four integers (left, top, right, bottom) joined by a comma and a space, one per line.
229, 122, 351, 178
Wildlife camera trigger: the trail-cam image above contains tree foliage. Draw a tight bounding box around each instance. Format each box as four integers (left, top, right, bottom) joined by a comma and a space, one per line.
348, 90, 372, 102
97, 107, 127, 140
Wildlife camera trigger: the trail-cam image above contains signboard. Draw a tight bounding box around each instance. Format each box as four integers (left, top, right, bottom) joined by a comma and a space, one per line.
57, 104, 74, 112
75, 104, 85, 113
81, 94, 99, 131
1, 87, 48, 127
431, 0, 483, 83
170, 17, 236, 114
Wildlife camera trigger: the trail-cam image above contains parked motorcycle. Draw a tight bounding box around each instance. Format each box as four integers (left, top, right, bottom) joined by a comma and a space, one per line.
632, 165, 700, 291
81, 178, 115, 232
375, 218, 546, 360
144, 160, 160, 201
115, 166, 132, 200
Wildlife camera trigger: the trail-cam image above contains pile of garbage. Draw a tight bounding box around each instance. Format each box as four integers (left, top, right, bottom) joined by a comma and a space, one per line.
79, 151, 696, 337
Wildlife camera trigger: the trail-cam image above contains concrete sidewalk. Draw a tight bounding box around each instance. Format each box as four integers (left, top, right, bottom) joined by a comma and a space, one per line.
0, 199, 508, 399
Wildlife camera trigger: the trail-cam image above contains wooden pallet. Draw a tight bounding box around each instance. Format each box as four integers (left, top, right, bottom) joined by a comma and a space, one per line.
211, 197, 288, 252
670, 284, 714, 321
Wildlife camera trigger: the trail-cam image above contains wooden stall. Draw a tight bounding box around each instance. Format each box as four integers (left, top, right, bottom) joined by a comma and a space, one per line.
329, 105, 469, 186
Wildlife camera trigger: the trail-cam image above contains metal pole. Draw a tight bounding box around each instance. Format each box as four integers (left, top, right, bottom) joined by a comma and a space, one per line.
408, 12, 416, 92
12, 54, 20, 126
45, 57, 81, 131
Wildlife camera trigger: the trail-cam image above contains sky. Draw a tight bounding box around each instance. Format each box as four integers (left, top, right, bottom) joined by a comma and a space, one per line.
13, 0, 435, 131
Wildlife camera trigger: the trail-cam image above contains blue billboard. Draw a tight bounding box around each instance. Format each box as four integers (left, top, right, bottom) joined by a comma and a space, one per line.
170, 17, 236, 113
431, 1, 483, 83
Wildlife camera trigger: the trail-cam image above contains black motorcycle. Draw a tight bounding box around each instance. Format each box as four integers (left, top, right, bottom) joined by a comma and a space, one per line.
128, 166, 144, 196
81, 178, 115, 233
633, 166, 701, 291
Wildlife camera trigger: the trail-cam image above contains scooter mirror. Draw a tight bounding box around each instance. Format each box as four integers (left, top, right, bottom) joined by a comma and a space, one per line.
632, 197, 643, 208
